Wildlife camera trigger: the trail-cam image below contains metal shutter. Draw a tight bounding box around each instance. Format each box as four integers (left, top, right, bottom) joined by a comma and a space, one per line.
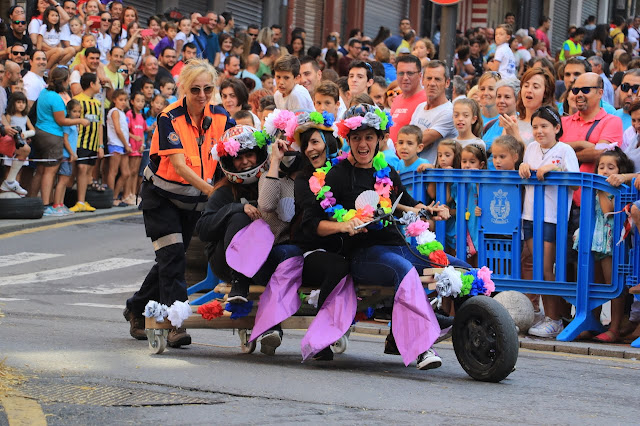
523, 0, 543, 32
227, 0, 265, 31
122, 0, 160, 28
179, 0, 210, 19
581, 0, 599, 24
363, 0, 409, 41
292, 0, 324, 48
551, 0, 571, 56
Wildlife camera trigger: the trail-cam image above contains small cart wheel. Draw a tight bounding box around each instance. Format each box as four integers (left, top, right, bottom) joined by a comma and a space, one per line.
331, 334, 349, 354
238, 329, 257, 354
452, 296, 519, 382
146, 329, 168, 354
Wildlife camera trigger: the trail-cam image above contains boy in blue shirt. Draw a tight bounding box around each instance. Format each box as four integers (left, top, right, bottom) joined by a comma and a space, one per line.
395, 125, 431, 173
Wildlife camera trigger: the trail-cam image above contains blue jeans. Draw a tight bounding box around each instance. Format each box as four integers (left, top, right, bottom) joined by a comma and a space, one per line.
350, 244, 470, 289
252, 244, 303, 286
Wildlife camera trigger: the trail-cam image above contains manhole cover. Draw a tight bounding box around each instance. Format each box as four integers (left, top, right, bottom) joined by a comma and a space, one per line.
17, 382, 215, 407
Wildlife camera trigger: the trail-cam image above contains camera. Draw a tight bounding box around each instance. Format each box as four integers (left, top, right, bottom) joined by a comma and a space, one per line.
12, 126, 25, 149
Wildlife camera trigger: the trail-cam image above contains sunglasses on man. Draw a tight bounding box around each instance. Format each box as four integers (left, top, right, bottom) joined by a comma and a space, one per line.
570, 86, 600, 95
620, 82, 640, 94
13, 20, 26, 25
11, 50, 26, 56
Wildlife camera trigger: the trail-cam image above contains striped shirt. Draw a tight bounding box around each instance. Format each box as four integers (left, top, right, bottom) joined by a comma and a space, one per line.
74, 92, 102, 151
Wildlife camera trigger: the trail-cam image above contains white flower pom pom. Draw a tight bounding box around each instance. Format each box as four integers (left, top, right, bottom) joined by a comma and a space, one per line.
167, 300, 192, 328
435, 266, 463, 299
143, 300, 169, 322
307, 289, 321, 308
416, 229, 436, 245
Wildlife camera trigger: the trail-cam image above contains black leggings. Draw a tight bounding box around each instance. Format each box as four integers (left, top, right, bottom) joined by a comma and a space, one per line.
302, 251, 349, 309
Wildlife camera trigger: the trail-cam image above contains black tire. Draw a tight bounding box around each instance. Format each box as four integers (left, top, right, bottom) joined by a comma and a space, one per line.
64, 188, 114, 209
452, 295, 519, 382
0, 196, 44, 219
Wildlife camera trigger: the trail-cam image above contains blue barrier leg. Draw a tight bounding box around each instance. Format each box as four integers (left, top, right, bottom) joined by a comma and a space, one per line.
632, 336, 640, 348
557, 307, 605, 341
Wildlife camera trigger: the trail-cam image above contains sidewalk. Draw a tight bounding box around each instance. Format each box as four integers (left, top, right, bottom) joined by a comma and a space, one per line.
352, 322, 640, 360
0, 205, 140, 235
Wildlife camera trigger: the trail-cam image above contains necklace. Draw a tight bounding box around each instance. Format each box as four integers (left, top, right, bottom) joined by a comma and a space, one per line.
540, 142, 557, 159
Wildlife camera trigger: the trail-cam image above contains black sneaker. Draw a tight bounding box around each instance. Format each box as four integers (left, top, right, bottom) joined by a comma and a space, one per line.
384, 332, 401, 355
312, 347, 334, 361
123, 308, 147, 340
416, 349, 442, 370
258, 329, 283, 355
227, 278, 250, 304
167, 328, 191, 347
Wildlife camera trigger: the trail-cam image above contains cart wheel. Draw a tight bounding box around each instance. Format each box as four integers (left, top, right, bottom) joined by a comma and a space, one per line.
238, 329, 256, 354
331, 334, 349, 354
146, 329, 168, 354
452, 296, 519, 382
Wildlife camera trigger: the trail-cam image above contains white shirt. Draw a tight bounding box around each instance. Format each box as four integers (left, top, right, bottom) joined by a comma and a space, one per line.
410, 100, 458, 164
28, 18, 42, 40
495, 43, 517, 80
59, 23, 71, 42
274, 84, 314, 112
622, 127, 640, 172
38, 25, 61, 47
337, 96, 347, 120
107, 107, 129, 147
521, 141, 579, 224
174, 31, 194, 45
96, 32, 112, 64
23, 71, 46, 102
456, 138, 486, 150
628, 26, 640, 51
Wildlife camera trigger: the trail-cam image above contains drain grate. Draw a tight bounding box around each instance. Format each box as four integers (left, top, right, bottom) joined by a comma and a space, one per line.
17, 382, 215, 407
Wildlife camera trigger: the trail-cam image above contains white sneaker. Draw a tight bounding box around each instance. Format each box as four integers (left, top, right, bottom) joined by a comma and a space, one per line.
1, 180, 27, 196
257, 329, 282, 356
417, 348, 442, 370
528, 316, 564, 338
532, 310, 545, 328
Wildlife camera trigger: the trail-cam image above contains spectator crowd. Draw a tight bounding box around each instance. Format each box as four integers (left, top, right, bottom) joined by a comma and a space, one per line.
0, 2, 639, 344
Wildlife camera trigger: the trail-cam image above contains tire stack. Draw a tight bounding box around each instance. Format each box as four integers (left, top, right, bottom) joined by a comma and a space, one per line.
0, 196, 44, 219
64, 188, 114, 209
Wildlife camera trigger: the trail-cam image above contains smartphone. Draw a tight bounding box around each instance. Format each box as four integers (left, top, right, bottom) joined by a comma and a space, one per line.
141, 28, 154, 37
88, 15, 100, 30
197, 16, 210, 25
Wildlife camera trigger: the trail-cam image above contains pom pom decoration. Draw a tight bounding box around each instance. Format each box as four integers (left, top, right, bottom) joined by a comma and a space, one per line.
197, 301, 224, 320
167, 300, 191, 328
223, 138, 240, 157
406, 220, 429, 237
307, 289, 320, 308
428, 250, 449, 266
144, 300, 169, 322
225, 301, 254, 319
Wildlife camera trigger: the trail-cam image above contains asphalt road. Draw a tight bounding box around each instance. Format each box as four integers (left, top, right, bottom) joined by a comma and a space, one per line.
1, 213, 639, 425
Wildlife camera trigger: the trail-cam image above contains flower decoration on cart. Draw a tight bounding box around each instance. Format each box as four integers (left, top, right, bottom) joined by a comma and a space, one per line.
143, 300, 192, 328
399, 211, 495, 308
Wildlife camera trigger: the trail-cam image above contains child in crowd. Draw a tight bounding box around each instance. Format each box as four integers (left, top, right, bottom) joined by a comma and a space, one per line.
38, 6, 71, 69
459, 143, 487, 265
138, 94, 167, 189
141, 80, 156, 107
385, 81, 401, 112
232, 110, 255, 126
490, 134, 522, 171
70, 33, 98, 70
581, 148, 635, 343
153, 22, 177, 57
0, 92, 35, 198
453, 98, 485, 149
257, 96, 275, 127
519, 106, 579, 338
260, 73, 274, 93
428, 139, 462, 255
215, 33, 233, 71
396, 125, 430, 173
52, 100, 81, 216
158, 78, 177, 104
174, 16, 194, 55
313, 81, 341, 119
126, 92, 147, 204
3, 92, 35, 138
106, 89, 131, 206
489, 24, 517, 80
273, 55, 314, 112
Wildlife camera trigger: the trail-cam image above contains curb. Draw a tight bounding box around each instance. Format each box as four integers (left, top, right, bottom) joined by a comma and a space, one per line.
353, 322, 640, 360
0, 205, 140, 234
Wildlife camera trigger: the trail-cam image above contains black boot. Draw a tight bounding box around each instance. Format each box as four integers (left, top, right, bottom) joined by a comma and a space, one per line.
227, 277, 251, 304
384, 331, 401, 355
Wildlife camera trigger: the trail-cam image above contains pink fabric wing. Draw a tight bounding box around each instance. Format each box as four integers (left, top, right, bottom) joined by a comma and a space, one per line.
300, 275, 357, 361
226, 219, 275, 278
392, 268, 441, 366
249, 256, 304, 341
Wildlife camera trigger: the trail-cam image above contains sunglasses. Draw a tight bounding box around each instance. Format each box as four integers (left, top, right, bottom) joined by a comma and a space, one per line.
13, 20, 26, 25
190, 85, 215, 95
386, 88, 402, 96
620, 83, 640, 93
101, 18, 113, 22
570, 86, 600, 95
11, 51, 26, 56
248, 33, 258, 38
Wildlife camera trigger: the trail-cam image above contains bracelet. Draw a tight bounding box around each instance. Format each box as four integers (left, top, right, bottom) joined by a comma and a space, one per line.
99, 145, 104, 149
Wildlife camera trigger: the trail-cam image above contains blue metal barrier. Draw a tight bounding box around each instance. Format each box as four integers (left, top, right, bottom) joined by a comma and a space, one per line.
401, 169, 640, 342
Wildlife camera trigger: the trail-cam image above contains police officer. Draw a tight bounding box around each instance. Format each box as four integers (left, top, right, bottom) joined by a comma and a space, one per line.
124, 59, 234, 347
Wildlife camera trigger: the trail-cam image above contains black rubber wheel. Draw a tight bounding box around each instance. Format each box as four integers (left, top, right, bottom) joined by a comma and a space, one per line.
0, 196, 44, 219
452, 295, 519, 382
64, 188, 114, 209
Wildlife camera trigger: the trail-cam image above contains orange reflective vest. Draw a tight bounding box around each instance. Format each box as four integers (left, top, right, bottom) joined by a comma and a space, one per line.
144, 98, 233, 210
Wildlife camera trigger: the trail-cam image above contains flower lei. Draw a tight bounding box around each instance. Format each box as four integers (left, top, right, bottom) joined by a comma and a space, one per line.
310, 151, 393, 224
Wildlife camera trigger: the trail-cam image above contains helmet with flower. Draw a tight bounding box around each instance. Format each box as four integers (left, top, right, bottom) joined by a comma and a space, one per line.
212, 124, 269, 184
335, 103, 393, 140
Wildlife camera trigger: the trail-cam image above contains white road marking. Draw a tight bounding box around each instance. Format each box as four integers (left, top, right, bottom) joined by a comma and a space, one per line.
61, 283, 141, 295
0, 298, 28, 301
68, 303, 123, 309
0, 252, 64, 268
0, 258, 152, 287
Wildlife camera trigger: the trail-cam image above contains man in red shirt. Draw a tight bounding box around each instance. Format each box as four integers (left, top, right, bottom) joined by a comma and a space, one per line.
560, 72, 623, 204
535, 16, 551, 53
389, 55, 426, 143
